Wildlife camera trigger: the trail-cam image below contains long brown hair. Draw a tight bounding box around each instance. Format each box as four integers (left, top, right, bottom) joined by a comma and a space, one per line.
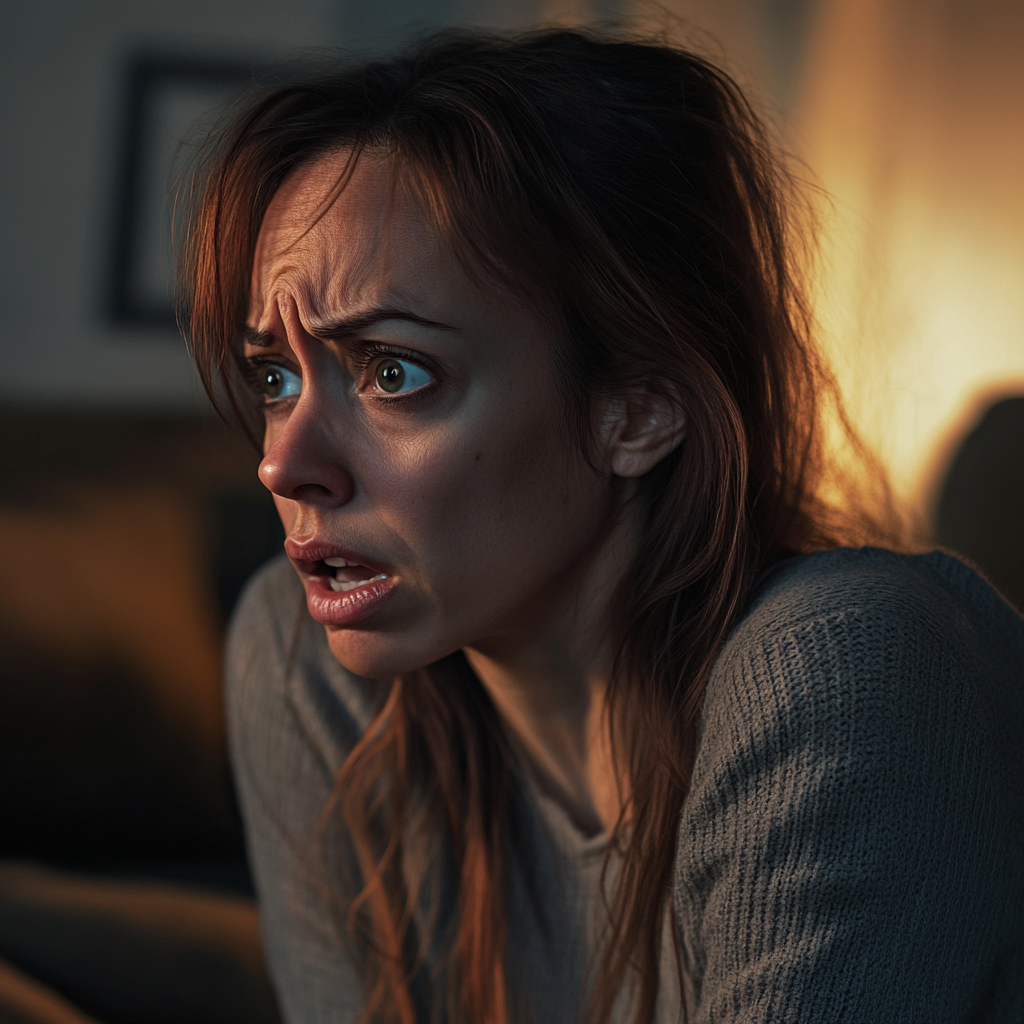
183, 27, 897, 1024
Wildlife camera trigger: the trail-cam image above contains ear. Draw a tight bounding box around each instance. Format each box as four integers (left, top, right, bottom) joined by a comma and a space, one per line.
599, 391, 687, 478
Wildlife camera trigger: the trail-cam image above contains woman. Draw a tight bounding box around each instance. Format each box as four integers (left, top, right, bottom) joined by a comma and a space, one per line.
184, 28, 1024, 1024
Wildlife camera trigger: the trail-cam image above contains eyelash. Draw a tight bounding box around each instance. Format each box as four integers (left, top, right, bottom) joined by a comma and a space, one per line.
239, 345, 439, 405
349, 343, 440, 403
239, 355, 296, 407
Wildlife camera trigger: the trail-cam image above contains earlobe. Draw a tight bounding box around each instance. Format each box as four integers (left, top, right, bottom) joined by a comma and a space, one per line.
607, 392, 686, 478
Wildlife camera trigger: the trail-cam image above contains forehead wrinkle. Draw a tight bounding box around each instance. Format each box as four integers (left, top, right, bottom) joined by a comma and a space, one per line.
252, 154, 358, 300
254, 150, 455, 333
318, 218, 416, 323
259, 275, 329, 339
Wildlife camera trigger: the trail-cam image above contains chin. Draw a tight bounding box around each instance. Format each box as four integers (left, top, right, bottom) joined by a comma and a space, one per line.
324, 627, 450, 681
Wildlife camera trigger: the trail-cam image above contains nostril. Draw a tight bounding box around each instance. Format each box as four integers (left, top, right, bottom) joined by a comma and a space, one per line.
291, 482, 341, 502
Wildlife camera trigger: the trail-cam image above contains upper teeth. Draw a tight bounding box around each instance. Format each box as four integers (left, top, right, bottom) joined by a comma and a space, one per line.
324, 557, 359, 567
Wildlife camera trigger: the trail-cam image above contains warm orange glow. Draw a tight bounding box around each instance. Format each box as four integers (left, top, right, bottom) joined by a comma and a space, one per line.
792, 0, 1024, 521
0, 487, 225, 755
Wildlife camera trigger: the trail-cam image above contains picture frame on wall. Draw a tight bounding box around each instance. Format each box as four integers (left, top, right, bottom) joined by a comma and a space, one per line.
107, 55, 260, 330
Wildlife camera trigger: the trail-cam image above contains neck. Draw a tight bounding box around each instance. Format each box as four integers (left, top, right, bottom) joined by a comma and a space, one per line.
463, 504, 639, 837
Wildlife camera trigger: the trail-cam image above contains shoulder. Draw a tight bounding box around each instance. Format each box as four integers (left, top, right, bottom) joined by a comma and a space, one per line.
733, 544, 1020, 651
690, 545, 1024, 889
711, 546, 1024, 711
676, 548, 1024, 1020
692, 546, 1024, 888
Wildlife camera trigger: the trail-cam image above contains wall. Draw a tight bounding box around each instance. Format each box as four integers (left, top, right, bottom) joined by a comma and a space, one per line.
792, 0, 1024, 515
0, 0, 550, 412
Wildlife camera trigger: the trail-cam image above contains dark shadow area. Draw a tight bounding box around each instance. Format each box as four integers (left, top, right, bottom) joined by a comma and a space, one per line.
935, 395, 1024, 612
0, 863, 279, 1024
0, 649, 238, 867
0, 412, 283, 1024
210, 492, 288, 632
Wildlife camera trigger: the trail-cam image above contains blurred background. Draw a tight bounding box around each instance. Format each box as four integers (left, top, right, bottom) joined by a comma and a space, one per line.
0, 0, 1021, 1020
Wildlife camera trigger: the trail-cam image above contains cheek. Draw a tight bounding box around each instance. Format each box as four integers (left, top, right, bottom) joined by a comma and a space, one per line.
364, 427, 475, 539
371, 411, 599, 577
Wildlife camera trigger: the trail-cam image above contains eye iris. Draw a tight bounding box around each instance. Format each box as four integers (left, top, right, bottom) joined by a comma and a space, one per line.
377, 359, 405, 393
263, 366, 283, 399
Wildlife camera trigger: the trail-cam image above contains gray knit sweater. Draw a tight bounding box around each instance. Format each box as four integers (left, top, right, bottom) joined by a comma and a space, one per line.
227, 547, 1024, 1023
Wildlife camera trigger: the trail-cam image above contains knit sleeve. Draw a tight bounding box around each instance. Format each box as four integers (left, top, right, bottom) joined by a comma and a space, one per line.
226, 556, 378, 1024
673, 550, 1024, 1023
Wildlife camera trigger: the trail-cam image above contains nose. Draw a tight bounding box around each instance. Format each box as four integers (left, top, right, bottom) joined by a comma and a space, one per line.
258, 402, 355, 507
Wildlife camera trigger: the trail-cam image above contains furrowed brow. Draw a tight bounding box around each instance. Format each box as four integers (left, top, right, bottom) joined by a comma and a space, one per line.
306, 307, 456, 338
242, 326, 277, 348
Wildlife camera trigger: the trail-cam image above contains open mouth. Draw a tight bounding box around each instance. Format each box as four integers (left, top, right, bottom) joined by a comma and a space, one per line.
319, 556, 388, 593
291, 546, 398, 627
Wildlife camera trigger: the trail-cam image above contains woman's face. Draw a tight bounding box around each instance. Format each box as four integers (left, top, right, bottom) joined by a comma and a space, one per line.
247, 151, 627, 679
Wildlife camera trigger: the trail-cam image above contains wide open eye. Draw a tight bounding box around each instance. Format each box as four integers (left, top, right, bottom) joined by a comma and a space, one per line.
374, 358, 432, 395
260, 364, 302, 401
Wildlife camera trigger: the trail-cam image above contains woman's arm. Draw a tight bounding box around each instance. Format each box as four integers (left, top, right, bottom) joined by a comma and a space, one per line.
674, 549, 1024, 1023
227, 556, 378, 1024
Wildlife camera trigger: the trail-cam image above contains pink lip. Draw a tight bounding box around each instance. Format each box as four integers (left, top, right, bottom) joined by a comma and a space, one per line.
284, 536, 398, 628
284, 537, 389, 574
304, 573, 398, 627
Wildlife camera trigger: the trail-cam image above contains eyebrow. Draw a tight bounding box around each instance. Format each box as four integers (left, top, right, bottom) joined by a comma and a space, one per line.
242, 307, 456, 347
242, 326, 276, 347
